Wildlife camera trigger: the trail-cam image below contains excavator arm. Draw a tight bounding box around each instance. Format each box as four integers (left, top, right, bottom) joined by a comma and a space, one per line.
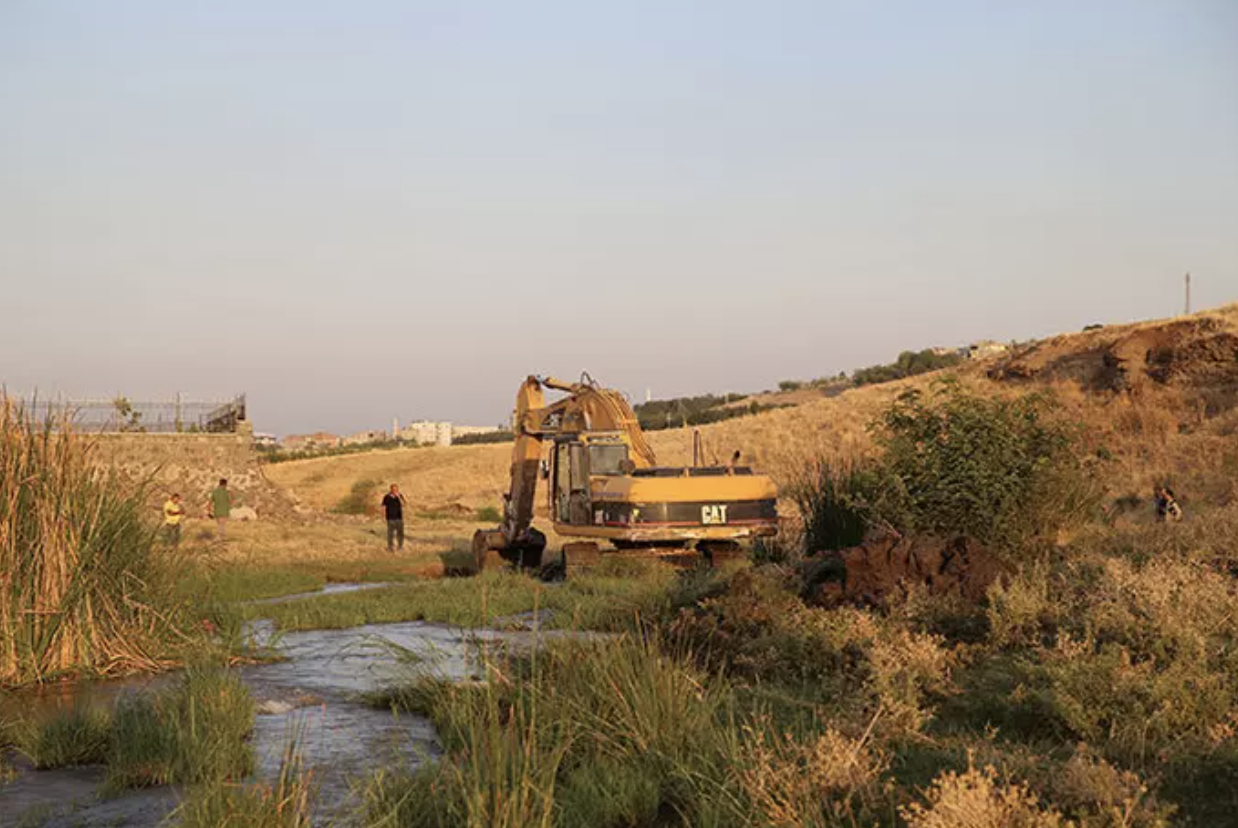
476, 374, 656, 567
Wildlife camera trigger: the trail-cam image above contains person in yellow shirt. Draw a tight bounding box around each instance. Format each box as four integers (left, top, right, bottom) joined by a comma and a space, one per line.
163, 493, 185, 546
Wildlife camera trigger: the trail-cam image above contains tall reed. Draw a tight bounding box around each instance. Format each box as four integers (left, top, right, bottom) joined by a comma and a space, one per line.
0, 398, 186, 686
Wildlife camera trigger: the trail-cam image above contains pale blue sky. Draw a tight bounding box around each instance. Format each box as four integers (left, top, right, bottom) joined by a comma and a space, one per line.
1, 1, 1235, 435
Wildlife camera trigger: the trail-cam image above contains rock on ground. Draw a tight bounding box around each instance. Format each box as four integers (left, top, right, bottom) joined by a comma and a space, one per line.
805, 532, 1005, 608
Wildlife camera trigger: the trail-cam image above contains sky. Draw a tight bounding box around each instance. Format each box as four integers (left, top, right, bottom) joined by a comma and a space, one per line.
1, 1, 1235, 436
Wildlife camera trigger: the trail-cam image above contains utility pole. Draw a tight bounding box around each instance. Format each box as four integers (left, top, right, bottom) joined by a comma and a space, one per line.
1184, 272, 1191, 315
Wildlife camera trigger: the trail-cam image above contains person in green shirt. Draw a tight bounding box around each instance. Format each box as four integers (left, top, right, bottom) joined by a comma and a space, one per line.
206, 478, 232, 539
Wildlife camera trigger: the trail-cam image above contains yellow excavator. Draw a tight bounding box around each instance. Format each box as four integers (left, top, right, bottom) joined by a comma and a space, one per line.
473, 374, 778, 570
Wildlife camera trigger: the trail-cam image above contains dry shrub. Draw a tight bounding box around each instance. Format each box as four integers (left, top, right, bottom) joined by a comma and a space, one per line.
671, 570, 954, 735
902, 762, 1067, 828
1110, 398, 1179, 442
867, 627, 955, 734
740, 725, 888, 828
1033, 632, 1235, 762
986, 565, 1056, 649
1085, 557, 1236, 663
1054, 748, 1173, 828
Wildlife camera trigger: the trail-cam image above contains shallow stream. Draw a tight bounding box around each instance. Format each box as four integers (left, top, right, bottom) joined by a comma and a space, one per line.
0, 587, 568, 827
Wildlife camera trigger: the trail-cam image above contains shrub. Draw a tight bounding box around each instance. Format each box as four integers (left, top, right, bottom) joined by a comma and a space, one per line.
874, 383, 1103, 552
792, 459, 904, 553
794, 385, 1103, 559
738, 726, 888, 828
476, 505, 502, 523
670, 570, 953, 734
332, 478, 378, 515
902, 763, 1067, 828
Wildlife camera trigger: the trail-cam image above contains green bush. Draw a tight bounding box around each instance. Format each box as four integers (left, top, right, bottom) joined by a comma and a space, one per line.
332, 478, 379, 515
875, 383, 1103, 552
797, 384, 1102, 558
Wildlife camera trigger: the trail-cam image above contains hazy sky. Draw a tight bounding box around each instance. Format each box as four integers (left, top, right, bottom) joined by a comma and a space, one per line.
2, 1, 1235, 436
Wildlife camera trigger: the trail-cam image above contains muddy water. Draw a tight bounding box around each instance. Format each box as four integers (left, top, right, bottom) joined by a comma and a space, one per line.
0, 617, 569, 828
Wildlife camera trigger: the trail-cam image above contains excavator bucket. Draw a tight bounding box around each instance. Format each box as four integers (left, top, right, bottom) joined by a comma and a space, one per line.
472, 527, 545, 572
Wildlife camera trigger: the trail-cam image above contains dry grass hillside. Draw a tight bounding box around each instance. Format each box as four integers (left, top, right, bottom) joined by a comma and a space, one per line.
266, 304, 1238, 518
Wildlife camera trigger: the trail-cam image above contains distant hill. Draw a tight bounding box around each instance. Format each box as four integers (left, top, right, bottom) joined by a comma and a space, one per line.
266, 304, 1238, 519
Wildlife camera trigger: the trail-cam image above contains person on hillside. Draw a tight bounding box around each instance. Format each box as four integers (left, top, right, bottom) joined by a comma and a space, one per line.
381, 483, 407, 552
206, 478, 233, 539
1155, 486, 1183, 523
162, 493, 185, 546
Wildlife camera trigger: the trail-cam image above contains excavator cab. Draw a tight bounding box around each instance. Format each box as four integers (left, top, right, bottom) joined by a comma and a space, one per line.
550, 433, 629, 527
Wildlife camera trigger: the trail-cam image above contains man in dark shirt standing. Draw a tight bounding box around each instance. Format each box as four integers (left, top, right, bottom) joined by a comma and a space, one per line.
381, 483, 407, 552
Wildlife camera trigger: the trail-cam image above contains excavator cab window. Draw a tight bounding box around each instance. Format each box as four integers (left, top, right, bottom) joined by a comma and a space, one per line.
588, 444, 629, 475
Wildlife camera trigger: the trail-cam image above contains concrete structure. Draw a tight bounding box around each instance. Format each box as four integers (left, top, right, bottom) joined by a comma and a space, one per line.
452, 425, 501, 439
966, 340, 1011, 360
393, 421, 501, 447
344, 429, 387, 446
398, 420, 453, 447
92, 421, 255, 473
253, 432, 278, 449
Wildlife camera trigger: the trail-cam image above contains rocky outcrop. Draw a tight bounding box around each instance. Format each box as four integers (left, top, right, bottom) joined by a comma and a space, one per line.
804, 532, 1005, 608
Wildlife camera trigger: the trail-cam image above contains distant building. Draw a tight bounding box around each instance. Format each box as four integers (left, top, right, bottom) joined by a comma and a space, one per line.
253, 432, 278, 449
344, 429, 387, 446
966, 340, 1010, 360
393, 421, 500, 447
452, 425, 501, 440
398, 420, 453, 447
282, 432, 341, 452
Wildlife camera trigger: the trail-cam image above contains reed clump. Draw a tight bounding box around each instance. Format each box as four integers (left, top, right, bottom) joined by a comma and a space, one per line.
0, 398, 188, 686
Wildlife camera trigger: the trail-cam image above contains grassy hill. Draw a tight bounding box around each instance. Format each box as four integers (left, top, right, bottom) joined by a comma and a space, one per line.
267, 304, 1238, 522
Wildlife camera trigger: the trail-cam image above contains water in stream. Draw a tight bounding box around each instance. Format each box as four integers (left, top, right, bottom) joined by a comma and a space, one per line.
0, 593, 569, 828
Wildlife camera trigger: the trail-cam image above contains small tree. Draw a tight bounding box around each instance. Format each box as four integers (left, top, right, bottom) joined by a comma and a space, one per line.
873, 382, 1102, 552
797, 383, 1103, 557
112, 397, 144, 432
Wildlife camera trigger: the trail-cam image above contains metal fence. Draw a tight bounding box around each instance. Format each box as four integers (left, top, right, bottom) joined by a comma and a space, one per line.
11, 394, 247, 434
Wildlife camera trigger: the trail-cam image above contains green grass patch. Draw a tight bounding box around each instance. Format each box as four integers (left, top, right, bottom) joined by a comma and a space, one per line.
174, 728, 314, 828
250, 559, 682, 632
476, 505, 502, 523
185, 557, 438, 606
14, 704, 111, 769
361, 635, 893, 828
6, 665, 254, 792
